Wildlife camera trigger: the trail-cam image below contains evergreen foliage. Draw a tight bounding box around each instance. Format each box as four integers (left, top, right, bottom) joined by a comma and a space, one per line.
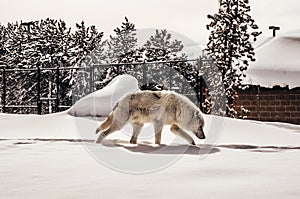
144, 29, 184, 54
0, 19, 105, 113
0, 17, 205, 114
106, 17, 137, 63
206, 0, 261, 117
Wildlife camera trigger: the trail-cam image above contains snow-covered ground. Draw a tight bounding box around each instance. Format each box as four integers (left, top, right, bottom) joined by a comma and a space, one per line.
1, 75, 300, 198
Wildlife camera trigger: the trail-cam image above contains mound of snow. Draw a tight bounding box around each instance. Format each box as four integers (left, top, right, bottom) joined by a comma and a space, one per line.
67, 75, 140, 117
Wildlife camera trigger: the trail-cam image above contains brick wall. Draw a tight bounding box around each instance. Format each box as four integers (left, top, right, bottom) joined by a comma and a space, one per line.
235, 86, 300, 124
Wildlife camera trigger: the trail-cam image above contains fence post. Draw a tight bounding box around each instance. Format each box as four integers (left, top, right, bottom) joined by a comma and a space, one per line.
90, 66, 94, 93
142, 63, 147, 85
168, 63, 173, 90
56, 67, 60, 112
116, 64, 120, 75
197, 58, 203, 111
37, 67, 42, 115
2, 68, 6, 113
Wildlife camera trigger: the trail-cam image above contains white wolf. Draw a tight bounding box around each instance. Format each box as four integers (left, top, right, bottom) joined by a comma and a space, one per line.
95, 90, 205, 145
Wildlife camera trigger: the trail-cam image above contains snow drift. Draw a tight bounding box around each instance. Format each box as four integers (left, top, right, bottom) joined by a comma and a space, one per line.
68, 75, 140, 117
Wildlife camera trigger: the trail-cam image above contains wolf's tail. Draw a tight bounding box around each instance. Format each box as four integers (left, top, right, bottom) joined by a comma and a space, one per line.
95, 113, 113, 134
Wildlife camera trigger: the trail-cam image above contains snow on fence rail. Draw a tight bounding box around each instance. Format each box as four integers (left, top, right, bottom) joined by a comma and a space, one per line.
0, 59, 211, 115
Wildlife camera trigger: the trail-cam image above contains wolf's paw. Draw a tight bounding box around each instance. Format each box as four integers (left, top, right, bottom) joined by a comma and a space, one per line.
129, 139, 137, 144
95, 129, 101, 134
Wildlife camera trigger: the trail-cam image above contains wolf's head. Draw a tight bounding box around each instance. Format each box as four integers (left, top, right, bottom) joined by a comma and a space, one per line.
190, 111, 205, 139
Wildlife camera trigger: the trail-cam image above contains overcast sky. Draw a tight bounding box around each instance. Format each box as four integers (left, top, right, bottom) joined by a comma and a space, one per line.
1, 0, 299, 44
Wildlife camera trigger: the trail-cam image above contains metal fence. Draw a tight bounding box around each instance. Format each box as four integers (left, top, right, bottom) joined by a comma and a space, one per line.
0, 58, 212, 115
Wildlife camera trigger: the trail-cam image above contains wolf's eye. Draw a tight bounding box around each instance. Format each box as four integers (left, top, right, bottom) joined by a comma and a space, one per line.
194, 111, 200, 119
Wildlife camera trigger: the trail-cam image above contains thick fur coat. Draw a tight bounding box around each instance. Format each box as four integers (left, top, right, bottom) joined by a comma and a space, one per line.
95, 91, 205, 145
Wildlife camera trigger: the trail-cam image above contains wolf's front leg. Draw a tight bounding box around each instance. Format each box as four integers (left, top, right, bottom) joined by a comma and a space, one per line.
170, 124, 195, 145
130, 122, 144, 144
153, 121, 163, 144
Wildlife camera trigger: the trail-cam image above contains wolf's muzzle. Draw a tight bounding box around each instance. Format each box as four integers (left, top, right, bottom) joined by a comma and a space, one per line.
196, 126, 205, 139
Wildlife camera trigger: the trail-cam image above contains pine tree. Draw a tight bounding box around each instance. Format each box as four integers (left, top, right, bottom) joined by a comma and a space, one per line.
64, 21, 106, 101
0, 19, 106, 113
0, 23, 6, 65
141, 30, 200, 100
144, 29, 184, 54
94, 17, 138, 87
206, 0, 261, 117
106, 17, 137, 63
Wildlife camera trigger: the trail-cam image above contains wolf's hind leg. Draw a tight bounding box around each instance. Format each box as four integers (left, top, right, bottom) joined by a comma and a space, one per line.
130, 122, 144, 144
95, 127, 113, 143
170, 124, 195, 145
95, 106, 131, 143
153, 121, 163, 144
95, 118, 129, 144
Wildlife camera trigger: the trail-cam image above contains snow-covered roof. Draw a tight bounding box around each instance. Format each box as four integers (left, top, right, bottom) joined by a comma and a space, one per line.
244, 34, 300, 89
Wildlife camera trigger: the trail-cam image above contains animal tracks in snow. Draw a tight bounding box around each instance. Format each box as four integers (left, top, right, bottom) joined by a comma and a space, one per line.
0, 139, 300, 154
